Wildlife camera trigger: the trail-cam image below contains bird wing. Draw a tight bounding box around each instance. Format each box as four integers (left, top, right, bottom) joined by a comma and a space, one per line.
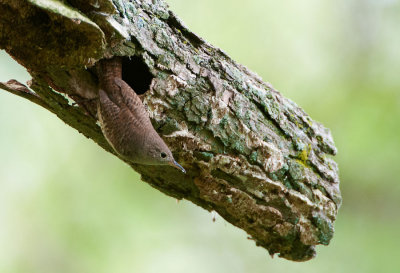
98, 88, 145, 157
113, 77, 153, 130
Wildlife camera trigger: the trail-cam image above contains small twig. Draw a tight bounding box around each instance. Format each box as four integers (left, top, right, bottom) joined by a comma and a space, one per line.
0, 80, 49, 109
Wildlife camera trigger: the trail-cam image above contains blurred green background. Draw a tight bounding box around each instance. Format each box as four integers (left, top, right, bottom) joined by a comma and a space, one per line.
1, 0, 399, 272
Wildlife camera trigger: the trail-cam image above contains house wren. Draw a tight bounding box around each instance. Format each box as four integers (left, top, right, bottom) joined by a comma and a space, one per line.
96, 57, 185, 173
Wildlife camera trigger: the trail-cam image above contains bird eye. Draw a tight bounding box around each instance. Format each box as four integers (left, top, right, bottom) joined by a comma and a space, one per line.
161, 152, 167, 158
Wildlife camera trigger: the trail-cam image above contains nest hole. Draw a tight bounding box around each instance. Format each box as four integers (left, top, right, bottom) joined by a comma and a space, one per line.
122, 56, 153, 95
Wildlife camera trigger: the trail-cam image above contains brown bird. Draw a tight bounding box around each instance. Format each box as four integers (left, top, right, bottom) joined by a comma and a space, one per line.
96, 57, 185, 173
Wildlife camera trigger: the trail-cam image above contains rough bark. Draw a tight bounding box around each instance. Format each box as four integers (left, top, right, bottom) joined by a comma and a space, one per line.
0, 0, 341, 261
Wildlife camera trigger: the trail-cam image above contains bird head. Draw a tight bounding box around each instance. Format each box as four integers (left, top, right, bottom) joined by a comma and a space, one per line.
141, 135, 186, 173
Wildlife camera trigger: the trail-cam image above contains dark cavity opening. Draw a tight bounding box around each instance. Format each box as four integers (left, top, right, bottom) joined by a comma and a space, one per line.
122, 56, 153, 95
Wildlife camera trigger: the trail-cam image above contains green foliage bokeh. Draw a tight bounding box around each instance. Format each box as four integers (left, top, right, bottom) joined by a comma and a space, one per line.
0, 0, 399, 272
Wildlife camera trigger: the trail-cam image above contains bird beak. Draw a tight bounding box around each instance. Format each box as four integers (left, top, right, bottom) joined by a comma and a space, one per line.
169, 160, 186, 173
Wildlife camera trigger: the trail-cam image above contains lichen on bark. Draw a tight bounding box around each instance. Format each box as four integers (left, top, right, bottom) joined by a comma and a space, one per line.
0, 0, 341, 261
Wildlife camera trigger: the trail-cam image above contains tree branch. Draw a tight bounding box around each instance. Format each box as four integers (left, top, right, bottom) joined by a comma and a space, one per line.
0, 0, 341, 261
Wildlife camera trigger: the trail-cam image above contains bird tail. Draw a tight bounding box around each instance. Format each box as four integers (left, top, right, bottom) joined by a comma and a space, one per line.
96, 57, 122, 88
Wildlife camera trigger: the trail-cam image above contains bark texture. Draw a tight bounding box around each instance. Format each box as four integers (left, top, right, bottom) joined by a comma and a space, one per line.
0, 0, 341, 261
